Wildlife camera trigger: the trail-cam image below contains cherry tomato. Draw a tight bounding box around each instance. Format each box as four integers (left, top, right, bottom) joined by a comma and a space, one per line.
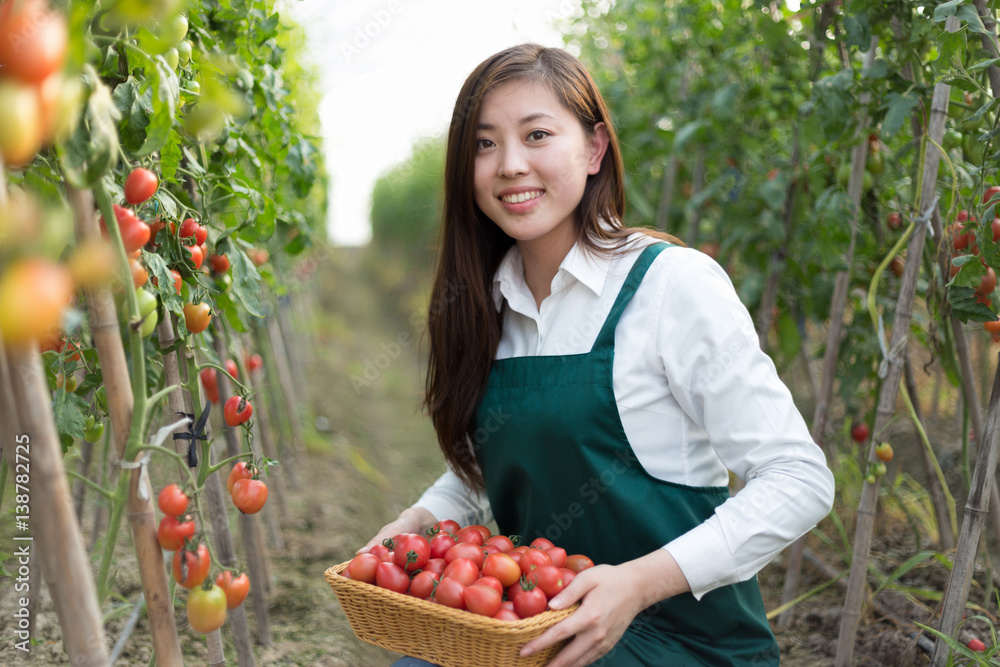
441, 558, 479, 587
484, 535, 515, 553
493, 608, 520, 621
209, 254, 230, 274
977, 267, 997, 296
157, 484, 189, 516
565, 554, 595, 573
183, 302, 212, 334
433, 519, 461, 534
172, 543, 211, 589
559, 568, 577, 588
529, 537, 555, 550
434, 577, 466, 609
850, 423, 869, 444
83, 418, 105, 444
200, 367, 220, 403
100, 205, 150, 253
464, 583, 501, 616
409, 570, 439, 599
985, 321, 1000, 334
472, 575, 503, 597
527, 564, 566, 598
983, 186, 1000, 205
247, 354, 263, 373
0, 258, 73, 346
375, 562, 410, 594
185, 244, 204, 270
186, 583, 227, 633
482, 552, 521, 588
346, 553, 380, 584
393, 533, 431, 573
224, 462, 249, 496
423, 558, 447, 577
455, 526, 485, 546
0, 79, 42, 165
519, 548, 553, 576
124, 168, 159, 205
154, 268, 183, 294
157, 515, 195, 551
462, 524, 492, 541
444, 542, 485, 568
225, 359, 238, 380
512, 581, 547, 618
215, 571, 250, 609
875, 442, 894, 463
0, 0, 67, 84
130, 258, 149, 287
544, 546, 567, 568
369, 544, 390, 561
224, 396, 253, 426
179, 217, 208, 245
231, 478, 267, 514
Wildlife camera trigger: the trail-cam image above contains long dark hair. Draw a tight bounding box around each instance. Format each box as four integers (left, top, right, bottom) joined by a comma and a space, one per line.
424, 43, 678, 491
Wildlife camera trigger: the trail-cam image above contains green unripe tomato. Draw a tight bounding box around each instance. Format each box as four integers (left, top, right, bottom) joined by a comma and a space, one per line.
177, 40, 192, 67
136, 287, 157, 318
163, 48, 179, 71
84, 420, 105, 444
140, 310, 159, 337
160, 14, 189, 47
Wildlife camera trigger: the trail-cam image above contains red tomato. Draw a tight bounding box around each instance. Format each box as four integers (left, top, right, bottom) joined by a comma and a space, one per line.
226, 462, 251, 495
455, 526, 485, 546
473, 575, 504, 596
200, 367, 220, 403
186, 584, 227, 633
0, 0, 67, 84
977, 267, 997, 296
983, 186, 1000, 205
483, 544, 501, 556
231, 478, 267, 514
565, 554, 595, 573
493, 608, 520, 621
224, 396, 253, 426
512, 582, 547, 618
130, 258, 149, 288
409, 570, 439, 599
157, 515, 195, 551
183, 302, 212, 334
444, 542, 485, 568
464, 583, 502, 616
436, 519, 461, 534
179, 218, 205, 243
559, 568, 577, 588
529, 537, 555, 550
519, 548, 553, 576
544, 546, 567, 568
185, 244, 204, 270
172, 543, 211, 589
225, 359, 239, 380
441, 558, 479, 587
850, 422, 869, 444
434, 577, 466, 609
482, 552, 522, 588
369, 544, 390, 561
429, 531, 457, 559
124, 168, 159, 205
527, 565, 566, 598
484, 535, 515, 553
951, 221, 971, 251
374, 562, 410, 594
209, 254, 230, 274
157, 484, 189, 516
215, 571, 250, 609
462, 524, 492, 541
247, 354, 263, 373
393, 533, 431, 573
423, 558, 447, 577
346, 553, 380, 584
968, 638, 987, 652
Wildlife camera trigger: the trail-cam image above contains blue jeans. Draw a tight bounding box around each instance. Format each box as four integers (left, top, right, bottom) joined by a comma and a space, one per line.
391, 660, 440, 667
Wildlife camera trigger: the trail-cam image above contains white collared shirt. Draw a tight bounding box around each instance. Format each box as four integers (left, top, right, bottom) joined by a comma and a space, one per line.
414, 234, 835, 599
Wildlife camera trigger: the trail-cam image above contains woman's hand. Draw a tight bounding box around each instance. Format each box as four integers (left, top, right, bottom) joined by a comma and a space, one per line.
356, 506, 437, 554
519, 549, 690, 667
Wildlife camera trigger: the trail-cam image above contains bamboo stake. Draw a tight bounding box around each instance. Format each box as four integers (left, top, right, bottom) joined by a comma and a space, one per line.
0, 338, 110, 665
249, 359, 288, 540
212, 328, 272, 647
72, 435, 94, 521
931, 358, 1000, 665
255, 323, 300, 486
834, 23, 954, 662
266, 314, 305, 456
277, 295, 308, 403
66, 183, 183, 664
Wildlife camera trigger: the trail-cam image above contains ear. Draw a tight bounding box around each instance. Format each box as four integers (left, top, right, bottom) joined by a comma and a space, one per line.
586, 122, 610, 175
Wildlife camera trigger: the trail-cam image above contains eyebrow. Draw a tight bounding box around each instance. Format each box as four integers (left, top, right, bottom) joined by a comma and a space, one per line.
477, 112, 556, 131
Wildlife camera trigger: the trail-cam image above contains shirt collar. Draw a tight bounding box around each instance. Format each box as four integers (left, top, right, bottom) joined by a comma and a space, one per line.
491, 239, 614, 312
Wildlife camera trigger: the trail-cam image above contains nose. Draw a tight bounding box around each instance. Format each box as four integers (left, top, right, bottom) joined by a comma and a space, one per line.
497, 143, 529, 178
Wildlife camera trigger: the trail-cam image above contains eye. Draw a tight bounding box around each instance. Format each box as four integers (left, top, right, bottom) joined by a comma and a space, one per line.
527, 130, 549, 142
476, 138, 495, 150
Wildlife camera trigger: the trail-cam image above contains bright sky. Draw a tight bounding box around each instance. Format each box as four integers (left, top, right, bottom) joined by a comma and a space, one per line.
282, 0, 584, 245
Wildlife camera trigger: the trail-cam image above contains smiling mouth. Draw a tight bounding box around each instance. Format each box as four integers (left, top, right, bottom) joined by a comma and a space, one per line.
499, 190, 544, 204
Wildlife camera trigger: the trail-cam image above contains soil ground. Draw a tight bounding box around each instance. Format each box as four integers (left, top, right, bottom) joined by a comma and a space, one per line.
0, 245, 996, 666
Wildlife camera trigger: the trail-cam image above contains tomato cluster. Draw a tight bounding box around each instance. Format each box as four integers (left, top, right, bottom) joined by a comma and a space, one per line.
947, 187, 1000, 307
154, 482, 251, 633
226, 462, 268, 514
343, 521, 594, 621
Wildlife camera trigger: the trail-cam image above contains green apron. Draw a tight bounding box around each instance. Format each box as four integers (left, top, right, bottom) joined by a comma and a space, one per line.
474, 243, 779, 666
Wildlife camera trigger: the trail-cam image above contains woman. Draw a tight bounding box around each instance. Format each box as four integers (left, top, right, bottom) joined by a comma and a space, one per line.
362, 43, 835, 667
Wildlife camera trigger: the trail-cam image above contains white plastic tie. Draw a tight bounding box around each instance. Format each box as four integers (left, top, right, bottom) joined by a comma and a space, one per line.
119, 417, 191, 502
915, 195, 940, 239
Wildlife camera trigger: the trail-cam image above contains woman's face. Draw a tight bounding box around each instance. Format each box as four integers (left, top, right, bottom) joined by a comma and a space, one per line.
473, 80, 607, 252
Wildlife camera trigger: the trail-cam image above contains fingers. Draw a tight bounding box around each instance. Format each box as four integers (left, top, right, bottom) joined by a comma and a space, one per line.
548, 567, 599, 610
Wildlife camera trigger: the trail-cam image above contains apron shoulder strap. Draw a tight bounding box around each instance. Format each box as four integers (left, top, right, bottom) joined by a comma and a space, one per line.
591, 242, 673, 352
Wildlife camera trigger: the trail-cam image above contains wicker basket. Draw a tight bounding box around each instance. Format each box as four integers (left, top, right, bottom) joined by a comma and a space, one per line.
324, 561, 577, 667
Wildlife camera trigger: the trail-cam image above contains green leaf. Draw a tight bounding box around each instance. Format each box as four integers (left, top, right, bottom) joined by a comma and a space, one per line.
873, 550, 940, 596
672, 120, 705, 152
53, 388, 89, 440
843, 13, 870, 51
949, 286, 996, 322
161, 132, 183, 182
229, 249, 264, 318
138, 56, 180, 155
60, 67, 120, 188
881, 92, 920, 138
915, 623, 995, 666
256, 12, 280, 44
955, 5, 988, 34
144, 251, 184, 314
933, 0, 964, 22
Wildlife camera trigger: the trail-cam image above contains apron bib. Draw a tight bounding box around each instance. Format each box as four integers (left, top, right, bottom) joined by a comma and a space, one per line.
474, 243, 779, 666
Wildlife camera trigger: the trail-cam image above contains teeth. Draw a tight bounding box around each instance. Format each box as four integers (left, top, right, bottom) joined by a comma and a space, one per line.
501, 190, 543, 204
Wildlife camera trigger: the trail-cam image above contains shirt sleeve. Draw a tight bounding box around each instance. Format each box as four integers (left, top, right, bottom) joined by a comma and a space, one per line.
653, 249, 835, 600
412, 468, 494, 528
